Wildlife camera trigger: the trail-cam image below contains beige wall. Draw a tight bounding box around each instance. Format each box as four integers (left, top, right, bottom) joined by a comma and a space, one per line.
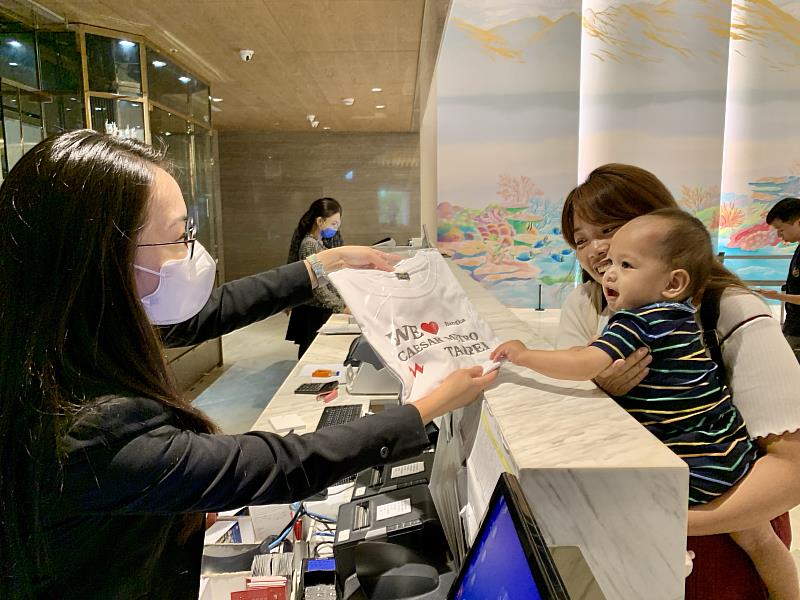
219, 131, 421, 281
419, 73, 438, 241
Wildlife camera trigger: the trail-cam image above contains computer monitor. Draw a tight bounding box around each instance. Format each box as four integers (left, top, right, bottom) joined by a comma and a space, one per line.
448, 472, 570, 600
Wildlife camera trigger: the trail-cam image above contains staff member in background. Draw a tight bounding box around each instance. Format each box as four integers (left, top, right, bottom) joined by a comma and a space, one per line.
285, 197, 348, 357
759, 197, 800, 363
0, 130, 498, 599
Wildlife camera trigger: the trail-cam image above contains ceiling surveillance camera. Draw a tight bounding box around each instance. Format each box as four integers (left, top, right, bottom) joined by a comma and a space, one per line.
240, 49, 255, 62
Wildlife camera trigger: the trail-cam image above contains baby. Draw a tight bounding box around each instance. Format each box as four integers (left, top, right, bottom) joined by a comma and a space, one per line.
492, 209, 798, 599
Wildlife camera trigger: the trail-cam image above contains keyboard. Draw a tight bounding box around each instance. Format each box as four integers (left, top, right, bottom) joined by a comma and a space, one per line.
315, 404, 363, 430
315, 404, 363, 485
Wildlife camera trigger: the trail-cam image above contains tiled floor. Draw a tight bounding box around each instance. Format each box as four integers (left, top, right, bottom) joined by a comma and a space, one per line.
190, 307, 800, 567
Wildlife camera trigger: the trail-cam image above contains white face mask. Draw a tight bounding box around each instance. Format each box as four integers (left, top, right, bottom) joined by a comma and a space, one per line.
134, 241, 216, 325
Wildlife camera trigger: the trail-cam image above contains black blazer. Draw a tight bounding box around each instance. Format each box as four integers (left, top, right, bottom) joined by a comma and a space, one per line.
40, 262, 430, 599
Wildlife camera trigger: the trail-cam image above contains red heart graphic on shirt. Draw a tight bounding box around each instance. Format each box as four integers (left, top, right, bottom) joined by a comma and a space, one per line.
420, 321, 439, 335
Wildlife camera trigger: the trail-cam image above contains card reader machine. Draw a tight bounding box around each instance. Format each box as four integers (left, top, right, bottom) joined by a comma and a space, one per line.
351, 450, 435, 501
333, 483, 450, 596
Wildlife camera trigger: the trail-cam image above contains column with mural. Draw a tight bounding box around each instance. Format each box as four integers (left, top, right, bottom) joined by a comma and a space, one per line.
436, 1, 582, 308
718, 0, 800, 284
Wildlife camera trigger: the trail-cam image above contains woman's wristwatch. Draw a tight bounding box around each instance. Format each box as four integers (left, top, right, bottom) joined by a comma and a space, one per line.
306, 253, 329, 286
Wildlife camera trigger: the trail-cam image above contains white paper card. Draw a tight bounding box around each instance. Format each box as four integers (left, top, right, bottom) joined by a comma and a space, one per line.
269, 414, 305, 432
354, 486, 367, 498
390, 461, 424, 479
337, 528, 351, 543
376, 498, 412, 522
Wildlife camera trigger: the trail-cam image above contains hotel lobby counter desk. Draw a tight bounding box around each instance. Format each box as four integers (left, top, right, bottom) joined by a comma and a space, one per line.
439, 261, 687, 600
250, 259, 687, 600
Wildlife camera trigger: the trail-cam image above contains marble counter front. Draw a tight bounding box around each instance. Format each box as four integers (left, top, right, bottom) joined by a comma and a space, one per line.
445, 263, 687, 600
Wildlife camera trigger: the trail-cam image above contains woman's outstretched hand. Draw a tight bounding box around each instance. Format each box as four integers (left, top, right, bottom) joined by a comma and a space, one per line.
318, 246, 400, 274
592, 347, 651, 396
413, 366, 499, 424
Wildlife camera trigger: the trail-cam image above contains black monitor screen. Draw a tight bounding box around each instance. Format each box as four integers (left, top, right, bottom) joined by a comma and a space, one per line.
451, 494, 543, 599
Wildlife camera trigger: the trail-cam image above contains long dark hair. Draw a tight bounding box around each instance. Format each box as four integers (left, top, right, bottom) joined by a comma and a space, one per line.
287, 197, 342, 263
561, 163, 746, 300
0, 130, 217, 596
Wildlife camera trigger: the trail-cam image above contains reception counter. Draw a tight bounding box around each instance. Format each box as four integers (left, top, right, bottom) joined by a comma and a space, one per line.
251, 258, 688, 600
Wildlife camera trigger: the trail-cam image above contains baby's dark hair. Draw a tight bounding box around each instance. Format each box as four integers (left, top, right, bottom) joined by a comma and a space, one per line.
642, 208, 744, 300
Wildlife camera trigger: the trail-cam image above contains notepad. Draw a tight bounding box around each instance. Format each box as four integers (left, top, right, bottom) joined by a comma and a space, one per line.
269, 414, 305, 433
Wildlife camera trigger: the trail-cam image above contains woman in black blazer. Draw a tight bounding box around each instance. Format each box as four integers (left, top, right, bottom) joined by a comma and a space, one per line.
0, 131, 497, 599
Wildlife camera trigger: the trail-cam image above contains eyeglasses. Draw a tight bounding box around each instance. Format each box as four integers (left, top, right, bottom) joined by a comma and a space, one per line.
136, 216, 197, 259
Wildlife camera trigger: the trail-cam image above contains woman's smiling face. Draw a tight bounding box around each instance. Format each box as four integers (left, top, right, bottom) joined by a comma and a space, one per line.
572, 214, 624, 284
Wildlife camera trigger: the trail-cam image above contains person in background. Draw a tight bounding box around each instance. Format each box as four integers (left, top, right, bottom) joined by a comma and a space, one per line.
759, 197, 800, 363
557, 163, 800, 600
286, 197, 347, 357
322, 228, 344, 250
0, 131, 498, 599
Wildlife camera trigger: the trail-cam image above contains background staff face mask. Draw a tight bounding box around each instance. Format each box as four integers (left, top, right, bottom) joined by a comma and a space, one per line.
134, 241, 216, 325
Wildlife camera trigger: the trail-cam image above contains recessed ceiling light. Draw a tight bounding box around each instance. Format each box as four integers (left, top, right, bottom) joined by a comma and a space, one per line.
342, 98, 355, 106
118, 40, 136, 49
164, 132, 172, 136
323, 126, 331, 130
375, 105, 386, 109
178, 76, 191, 84
69, 97, 76, 101
371, 87, 382, 92
8, 62, 17, 67
94, 107, 102, 111
7, 40, 22, 48
152, 60, 167, 68
211, 97, 223, 102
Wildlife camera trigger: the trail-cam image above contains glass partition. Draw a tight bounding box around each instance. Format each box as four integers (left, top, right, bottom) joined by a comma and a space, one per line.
89, 97, 145, 141
192, 129, 217, 257
0, 32, 37, 88
2, 82, 43, 171
86, 33, 141, 95
37, 31, 84, 134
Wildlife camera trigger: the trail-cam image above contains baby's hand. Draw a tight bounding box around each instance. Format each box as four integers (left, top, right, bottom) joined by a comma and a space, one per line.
490, 340, 528, 365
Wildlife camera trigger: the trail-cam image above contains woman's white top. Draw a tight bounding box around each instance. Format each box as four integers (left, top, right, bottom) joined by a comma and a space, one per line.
329, 249, 500, 403
556, 281, 800, 439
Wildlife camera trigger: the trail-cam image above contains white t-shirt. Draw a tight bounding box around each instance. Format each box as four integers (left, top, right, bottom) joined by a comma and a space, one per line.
329, 250, 501, 403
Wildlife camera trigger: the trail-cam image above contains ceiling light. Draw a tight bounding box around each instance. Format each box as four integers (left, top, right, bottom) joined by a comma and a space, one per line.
8, 62, 17, 67
323, 126, 331, 130
211, 97, 223, 102
375, 105, 386, 109
164, 132, 172, 136
65, 108, 71, 111
7, 40, 22, 48
118, 40, 136, 49
342, 98, 355, 106
152, 60, 167, 68
178, 76, 191, 84
69, 97, 76, 101
371, 87, 382, 92
94, 107, 102, 111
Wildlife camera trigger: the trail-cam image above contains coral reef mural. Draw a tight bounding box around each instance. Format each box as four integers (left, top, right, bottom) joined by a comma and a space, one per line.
437, 175, 575, 306
438, 0, 800, 309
